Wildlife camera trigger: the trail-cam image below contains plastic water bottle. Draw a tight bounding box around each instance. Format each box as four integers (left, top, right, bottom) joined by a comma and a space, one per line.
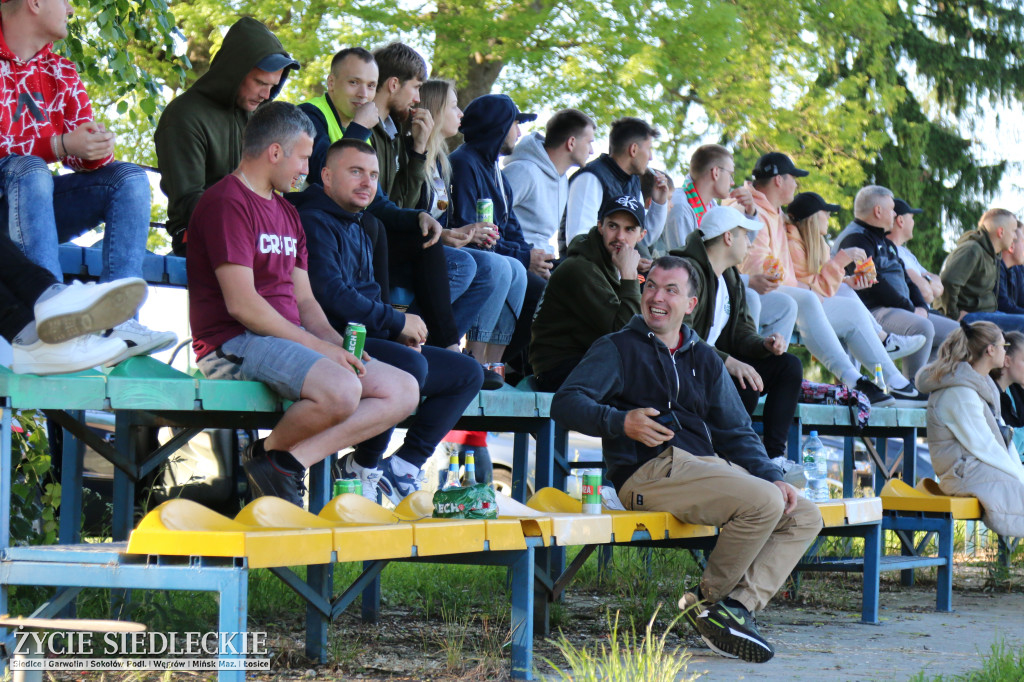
442, 452, 461, 490
463, 449, 476, 486
802, 431, 829, 502
874, 363, 887, 394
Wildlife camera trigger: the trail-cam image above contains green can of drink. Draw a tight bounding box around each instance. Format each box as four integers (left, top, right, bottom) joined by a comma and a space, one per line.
334, 479, 361, 497
344, 322, 367, 360
582, 470, 602, 514
476, 198, 494, 224
333, 479, 345, 498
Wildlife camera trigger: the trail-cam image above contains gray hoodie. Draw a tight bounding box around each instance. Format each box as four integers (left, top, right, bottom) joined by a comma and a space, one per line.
503, 132, 566, 250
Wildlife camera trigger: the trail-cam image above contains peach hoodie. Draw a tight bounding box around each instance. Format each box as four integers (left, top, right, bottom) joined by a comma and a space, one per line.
785, 224, 850, 297
736, 188, 798, 286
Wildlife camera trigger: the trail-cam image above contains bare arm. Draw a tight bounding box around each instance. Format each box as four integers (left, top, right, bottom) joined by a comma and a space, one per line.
906, 268, 935, 304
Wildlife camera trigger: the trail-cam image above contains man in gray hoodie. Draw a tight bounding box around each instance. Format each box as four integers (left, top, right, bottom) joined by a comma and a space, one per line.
504, 109, 595, 252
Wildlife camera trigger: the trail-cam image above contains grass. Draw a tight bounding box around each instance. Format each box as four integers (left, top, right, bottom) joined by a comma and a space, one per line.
911, 641, 1024, 681
543, 607, 700, 681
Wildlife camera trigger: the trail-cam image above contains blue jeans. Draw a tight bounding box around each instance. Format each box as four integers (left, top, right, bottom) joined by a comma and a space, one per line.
353, 339, 484, 469
466, 251, 527, 345
964, 311, 1024, 333
0, 155, 150, 282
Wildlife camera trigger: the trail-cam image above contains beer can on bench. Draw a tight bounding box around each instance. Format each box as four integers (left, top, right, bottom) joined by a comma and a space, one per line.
582, 469, 602, 514
333, 478, 361, 497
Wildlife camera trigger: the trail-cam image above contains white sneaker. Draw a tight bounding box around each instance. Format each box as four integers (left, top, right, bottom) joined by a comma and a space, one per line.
337, 452, 384, 503
12, 334, 127, 376
35, 278, 147, 344
105, 319, 177, 364
883, 332, 927, 360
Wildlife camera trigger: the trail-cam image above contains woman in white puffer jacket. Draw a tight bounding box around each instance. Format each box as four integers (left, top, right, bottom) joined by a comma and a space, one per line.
916, 320, 1024, 537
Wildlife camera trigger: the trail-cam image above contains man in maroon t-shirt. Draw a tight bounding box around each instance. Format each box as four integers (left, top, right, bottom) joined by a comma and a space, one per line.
188, 101, 419, 506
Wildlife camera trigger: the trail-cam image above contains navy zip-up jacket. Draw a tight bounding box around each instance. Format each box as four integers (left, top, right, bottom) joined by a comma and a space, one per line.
448, 95, 533, 267
997, 260, 1024, 315
551, 315, 783, 490
287, 184, 406, 340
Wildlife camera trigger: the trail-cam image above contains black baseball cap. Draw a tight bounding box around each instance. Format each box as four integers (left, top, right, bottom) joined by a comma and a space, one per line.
256, 53, 301, 73
893, 198, 923, 216
751, 152, 810, 180
787, 192, 841, 222
598, 195, 645, 228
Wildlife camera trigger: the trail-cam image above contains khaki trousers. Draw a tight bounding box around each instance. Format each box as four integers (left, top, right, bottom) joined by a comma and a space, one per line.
618, 447, 823, 612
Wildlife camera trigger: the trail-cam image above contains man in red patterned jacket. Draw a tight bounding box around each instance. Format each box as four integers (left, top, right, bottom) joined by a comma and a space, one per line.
0, 0, 174, 359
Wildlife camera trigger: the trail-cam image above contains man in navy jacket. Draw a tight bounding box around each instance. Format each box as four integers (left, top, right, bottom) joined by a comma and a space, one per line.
290, 139, 483, 504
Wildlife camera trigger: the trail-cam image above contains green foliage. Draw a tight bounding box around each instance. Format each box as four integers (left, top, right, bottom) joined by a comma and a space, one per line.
9, 411, 59, 546
910, 641, 1024, 681
543, 607, 699, 682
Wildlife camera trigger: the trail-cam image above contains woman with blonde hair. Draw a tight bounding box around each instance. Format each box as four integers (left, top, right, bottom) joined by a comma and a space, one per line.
917, 321, 1024, 536
785, 191, 927, 403
413, 79, 527, 378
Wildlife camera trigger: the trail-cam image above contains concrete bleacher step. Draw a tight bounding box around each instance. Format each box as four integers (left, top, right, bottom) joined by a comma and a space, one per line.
880, 478, 982, 519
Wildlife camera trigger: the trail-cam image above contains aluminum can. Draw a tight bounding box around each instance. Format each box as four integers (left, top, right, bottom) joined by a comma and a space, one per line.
484, 362, 505, 378
476, 198, 494, 224
582, 470, 602, 514
344, 322, 367, 360
334, 479, 361, 496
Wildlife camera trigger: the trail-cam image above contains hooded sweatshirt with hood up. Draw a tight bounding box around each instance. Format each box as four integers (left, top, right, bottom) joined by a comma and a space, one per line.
0, 18, 108, 172
503, 131, 566, 250
155, 18, 297, 248
916, 360, 1024, 536
448, 95, 533, 267
938, 228, 1001, 320
529, 225, 641, 376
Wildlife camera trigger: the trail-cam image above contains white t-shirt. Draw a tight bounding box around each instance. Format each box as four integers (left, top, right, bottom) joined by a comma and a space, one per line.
706, 274, 730, 346
429, 165, 449, 220
897, 244, 925, 275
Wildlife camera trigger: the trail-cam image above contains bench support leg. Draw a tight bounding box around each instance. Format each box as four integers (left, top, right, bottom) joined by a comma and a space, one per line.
861, 522, 881, 624
305, 564, 331, 663
511, 547, 534, 681
216, 566, 248, 682
937, 516, 953, 612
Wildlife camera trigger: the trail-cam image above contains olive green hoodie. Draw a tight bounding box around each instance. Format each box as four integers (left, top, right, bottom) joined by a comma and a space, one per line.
155, 18, 297, 253
529, 226, 641, 375
938, 228, 1000, 319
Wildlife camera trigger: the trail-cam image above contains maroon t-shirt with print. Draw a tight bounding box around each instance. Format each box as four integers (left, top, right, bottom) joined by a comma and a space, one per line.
187, 174, 308, 360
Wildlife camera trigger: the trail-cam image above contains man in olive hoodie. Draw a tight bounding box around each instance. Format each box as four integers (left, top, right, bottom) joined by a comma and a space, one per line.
673, 206, 800, 462
530, 195, 646, 391
940, 208, 1024, 332
155, 18, 299, 255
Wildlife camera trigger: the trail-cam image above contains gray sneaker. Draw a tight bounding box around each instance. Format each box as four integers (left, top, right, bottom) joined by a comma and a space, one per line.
241, 440, 306, 507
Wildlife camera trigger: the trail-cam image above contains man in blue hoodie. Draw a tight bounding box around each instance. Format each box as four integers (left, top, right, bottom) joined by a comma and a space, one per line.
552, 255, 821, 663
449, 94, 550, 373
290, 138, 484, 504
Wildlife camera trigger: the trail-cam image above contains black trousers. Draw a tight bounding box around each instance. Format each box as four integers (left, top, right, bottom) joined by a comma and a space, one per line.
502, 270, 546, 375
733, 352, 803, 460
0, 230, 57, 343
387, 236, 456, 348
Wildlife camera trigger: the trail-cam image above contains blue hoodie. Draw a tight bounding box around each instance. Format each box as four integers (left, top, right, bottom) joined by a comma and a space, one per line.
997, 260, 1024, 315
449, 95, 533, 267
287, 184, 406, 340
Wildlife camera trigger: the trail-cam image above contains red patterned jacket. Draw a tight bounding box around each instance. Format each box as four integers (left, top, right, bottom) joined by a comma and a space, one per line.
0, 20, 110, 171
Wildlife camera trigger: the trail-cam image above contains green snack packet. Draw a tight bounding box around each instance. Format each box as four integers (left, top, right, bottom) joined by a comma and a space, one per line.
432, 482, 498, 519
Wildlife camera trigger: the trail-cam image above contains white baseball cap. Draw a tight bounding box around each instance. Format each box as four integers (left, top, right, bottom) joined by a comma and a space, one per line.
699, 205, 764, 241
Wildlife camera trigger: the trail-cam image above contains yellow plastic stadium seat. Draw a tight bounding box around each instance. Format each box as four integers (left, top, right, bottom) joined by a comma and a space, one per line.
127, 499, 332, 568
880, 479, 983, 519
525, 488, 613, 545
319, 493, 404, 525
393, 491, 434, 520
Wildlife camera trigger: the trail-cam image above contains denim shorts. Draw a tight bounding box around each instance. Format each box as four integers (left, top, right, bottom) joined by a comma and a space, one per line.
196, 331, 325, 401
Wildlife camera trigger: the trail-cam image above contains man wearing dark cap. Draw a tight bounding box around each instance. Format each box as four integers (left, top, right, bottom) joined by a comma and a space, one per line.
888, 199, 943, 305
530, 194, 647, 391
449, 93, 549, 374
155, 17, 300, 255
673, 205, 804, 468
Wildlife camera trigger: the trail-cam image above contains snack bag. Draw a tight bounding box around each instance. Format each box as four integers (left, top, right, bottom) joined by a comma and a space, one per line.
763, 254, 785, 282
854, 256, 876, 281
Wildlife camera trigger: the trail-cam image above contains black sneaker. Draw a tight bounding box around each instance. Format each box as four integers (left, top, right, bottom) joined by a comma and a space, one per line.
689, 599, 775, 663
890, 381, 927, 407
242, 439, 306, 507
482, 368, 505, 390
678, 592, 703, 633
855, 377, 896, 407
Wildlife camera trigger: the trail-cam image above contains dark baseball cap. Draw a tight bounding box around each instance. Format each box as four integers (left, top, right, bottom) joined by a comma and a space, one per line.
598, 195, 645, 228
256, 53, 301, 74
787, 192, 841, 222
893, 198, 923, 216
751, 152, 809, 180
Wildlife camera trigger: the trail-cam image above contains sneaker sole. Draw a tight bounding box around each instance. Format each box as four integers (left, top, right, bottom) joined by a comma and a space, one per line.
892, 397, 927, 408
696, 622, 774, 663
13, 349, 125, 376
36, 280, 147, 344
105, 331, 179, 366
871, 395, 897, 407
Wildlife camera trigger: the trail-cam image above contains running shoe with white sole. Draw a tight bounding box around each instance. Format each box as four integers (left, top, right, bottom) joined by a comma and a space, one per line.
241, 439, 306, 507
883, 332, 927, 360
679, 594, 775, 663
104, 319, 177, 364
855, 377, 896, 407
378, 456, 427, 506
12, 334, 127, 376
35, 278, 147, 344
890, 381, 928, 407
